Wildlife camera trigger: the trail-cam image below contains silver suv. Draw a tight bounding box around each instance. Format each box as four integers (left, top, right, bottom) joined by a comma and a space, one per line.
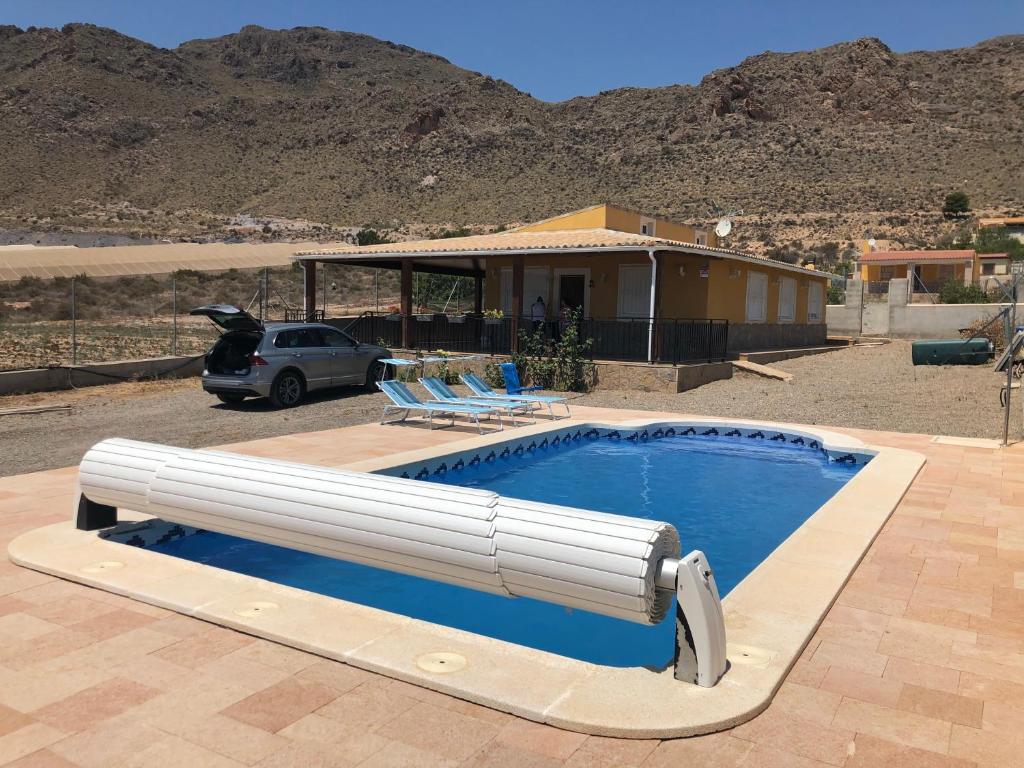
191, 305, 391, 408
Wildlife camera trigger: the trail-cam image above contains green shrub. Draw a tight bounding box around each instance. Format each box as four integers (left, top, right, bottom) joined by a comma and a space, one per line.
483, 362, 505, 389
938, 279, 992, 304
827, 283, 845, 305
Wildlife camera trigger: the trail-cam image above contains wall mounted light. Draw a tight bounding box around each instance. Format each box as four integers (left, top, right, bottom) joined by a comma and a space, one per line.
588, 279, 596, 288
678, 266, 686, 277
729, 267, 741, 279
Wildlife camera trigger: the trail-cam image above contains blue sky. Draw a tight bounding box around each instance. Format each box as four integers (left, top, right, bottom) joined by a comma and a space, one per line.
3, 0, 1022, 101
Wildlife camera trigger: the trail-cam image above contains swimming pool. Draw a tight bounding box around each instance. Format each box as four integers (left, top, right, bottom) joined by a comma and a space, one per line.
139, 426, 865, 668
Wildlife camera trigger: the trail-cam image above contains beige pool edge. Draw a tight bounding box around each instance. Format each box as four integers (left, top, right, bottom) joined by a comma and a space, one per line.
7, 416, 924, 738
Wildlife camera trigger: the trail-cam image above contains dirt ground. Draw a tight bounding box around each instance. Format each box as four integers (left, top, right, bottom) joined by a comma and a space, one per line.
0, 340, 1018, 477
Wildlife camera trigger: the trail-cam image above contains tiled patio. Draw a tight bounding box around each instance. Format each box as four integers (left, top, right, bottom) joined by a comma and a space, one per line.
1, 405, 1023, 767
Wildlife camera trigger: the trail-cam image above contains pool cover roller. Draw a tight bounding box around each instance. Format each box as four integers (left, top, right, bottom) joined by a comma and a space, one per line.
75, 438, 727, 685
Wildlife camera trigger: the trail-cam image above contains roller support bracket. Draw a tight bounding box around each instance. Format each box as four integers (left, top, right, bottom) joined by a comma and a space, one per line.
672, 549, 728, 687
75, 492, 117, 531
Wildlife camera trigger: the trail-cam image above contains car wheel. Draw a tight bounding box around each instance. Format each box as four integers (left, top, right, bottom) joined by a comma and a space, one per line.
216, 393, 246, 404
269, 371, 305, 408
364, 359, 389, 391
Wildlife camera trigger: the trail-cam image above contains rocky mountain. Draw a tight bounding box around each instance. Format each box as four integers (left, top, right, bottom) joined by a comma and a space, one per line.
0, 23, 1021, 250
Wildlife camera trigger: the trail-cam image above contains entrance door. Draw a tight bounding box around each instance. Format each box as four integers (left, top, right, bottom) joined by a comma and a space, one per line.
559, 275, 586, 314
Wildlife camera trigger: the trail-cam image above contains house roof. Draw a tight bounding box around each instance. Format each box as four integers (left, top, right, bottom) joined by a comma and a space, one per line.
979, 252, 1010, 260
859, 250, 975, 264
296, 227, 831, 279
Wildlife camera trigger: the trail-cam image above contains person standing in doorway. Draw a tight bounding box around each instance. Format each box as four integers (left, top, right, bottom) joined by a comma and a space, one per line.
531, 295, 546, 334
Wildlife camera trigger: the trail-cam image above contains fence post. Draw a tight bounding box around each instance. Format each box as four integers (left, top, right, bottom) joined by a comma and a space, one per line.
171, 276, 178, 356
70, 277, 77, 365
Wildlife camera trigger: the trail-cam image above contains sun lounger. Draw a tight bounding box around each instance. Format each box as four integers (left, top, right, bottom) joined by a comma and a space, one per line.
376, 380, 501, 433
460, 372, 571, 419
418, 377, 536, 426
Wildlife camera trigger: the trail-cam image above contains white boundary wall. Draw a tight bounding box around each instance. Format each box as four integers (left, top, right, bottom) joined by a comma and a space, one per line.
826, 279, 1021, 338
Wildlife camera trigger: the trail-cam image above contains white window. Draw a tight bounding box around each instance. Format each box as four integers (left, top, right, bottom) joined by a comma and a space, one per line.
777, 277, 796, 323
639, 217, 656, 236
745, 271, 767, 323
617, 264, 653, 318
807, 282, 824, 323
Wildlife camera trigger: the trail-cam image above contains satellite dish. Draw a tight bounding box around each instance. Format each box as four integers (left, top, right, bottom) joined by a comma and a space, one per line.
867, 238, 877, 250
715, 218, 733, 238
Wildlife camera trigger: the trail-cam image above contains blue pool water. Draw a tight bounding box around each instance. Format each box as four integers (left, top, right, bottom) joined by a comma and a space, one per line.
144, 434, 861, 668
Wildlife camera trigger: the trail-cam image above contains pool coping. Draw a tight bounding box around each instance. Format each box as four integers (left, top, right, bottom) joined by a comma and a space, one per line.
7, 415, 925, 738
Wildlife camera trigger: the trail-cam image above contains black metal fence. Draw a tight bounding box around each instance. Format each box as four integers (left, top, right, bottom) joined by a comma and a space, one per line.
332, 313, 728, 364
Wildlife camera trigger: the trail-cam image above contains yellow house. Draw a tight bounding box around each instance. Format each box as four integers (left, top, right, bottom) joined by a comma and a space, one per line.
296, 204, 832, 361
858, 250, 978, 292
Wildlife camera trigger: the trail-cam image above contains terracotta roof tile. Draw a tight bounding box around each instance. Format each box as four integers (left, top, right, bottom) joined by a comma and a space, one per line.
859, 250, 975, 263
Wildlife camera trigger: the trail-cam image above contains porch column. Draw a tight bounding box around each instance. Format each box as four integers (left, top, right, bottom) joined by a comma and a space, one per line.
964, 260, 973, 287
401, 259, 413, 349
511, 255, 524, 352
474, 275, 483, 313
906, 262, 915, 301
647, 249, 659, 363
302, 260, 317, 321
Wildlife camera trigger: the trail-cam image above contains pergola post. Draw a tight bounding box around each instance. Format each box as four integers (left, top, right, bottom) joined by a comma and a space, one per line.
302, 260, 317, 321
474, 275, 483, 314
511, 255, 524, 352
401, 259, 413, 349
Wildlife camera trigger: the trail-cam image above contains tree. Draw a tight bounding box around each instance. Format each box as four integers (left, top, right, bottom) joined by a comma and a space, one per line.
356, 227, 390, 246
953, 225, 1024, 260
943, 191, 970, 218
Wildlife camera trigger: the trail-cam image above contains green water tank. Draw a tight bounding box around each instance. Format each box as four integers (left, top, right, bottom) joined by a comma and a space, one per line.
911, 339, 993, 366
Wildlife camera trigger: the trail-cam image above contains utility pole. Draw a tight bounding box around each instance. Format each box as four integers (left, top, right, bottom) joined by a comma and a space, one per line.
1004, 265, 1022, 446
171, 277, 178, 356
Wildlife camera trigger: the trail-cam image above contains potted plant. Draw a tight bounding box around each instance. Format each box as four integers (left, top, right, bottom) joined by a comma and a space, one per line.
416, 304, 434, 322
384, 305, 402, 321
483, 309, 504, 326
447, 313, 467, 324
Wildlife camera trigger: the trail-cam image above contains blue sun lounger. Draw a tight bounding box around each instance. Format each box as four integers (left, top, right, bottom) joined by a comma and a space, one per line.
376, 380, 502, 433
418, 377, 536, 426
460, 372, 571, 419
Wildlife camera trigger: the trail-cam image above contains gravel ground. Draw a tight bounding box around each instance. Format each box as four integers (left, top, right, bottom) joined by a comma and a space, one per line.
0, 340, 1017, 477
581, 340, 1021, 440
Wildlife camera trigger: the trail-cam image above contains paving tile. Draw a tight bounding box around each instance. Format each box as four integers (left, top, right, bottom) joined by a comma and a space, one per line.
883, 657, 961, 695
31, 677, 160, 733
820, 666, 904, 708
220, 677, 338, 734
0, 703, 32, 739
768, 682, 843, 726
738, 744, 836, 768
731, 708, 854, 766
461, 742, 563, 768
152, 626, 256, 669
3, 749, 79, 768
0, 723, 65, 767
121, 733, 249, 768
845, 733, 975, 767
896, 684, 983, 727
374, 701, 500, 762
810, 640, 889, 677
276, 712, 389, 763
316, 680, 418, 731
948, 723, 1024, 765
154, 711, 290, 765
23, 596, 120, 627
832, 698, 952, 755
355, 740, 460, 768
493, 718, 585, 761
641, 732, 754, 768
251, 741, 354, 768
295, 659, 376, 696
574, 734, 659, 766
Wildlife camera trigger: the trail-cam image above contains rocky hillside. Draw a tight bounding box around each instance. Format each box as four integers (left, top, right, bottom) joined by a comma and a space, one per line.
0, 24, 1021, 250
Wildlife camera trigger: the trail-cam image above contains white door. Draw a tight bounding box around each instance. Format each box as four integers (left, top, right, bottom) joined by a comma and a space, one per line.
617, 264, 653, 318
745, 271, 767, 323
777, 277, 796, 323
500, 268, 512, 315
808, 282, 824, 323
